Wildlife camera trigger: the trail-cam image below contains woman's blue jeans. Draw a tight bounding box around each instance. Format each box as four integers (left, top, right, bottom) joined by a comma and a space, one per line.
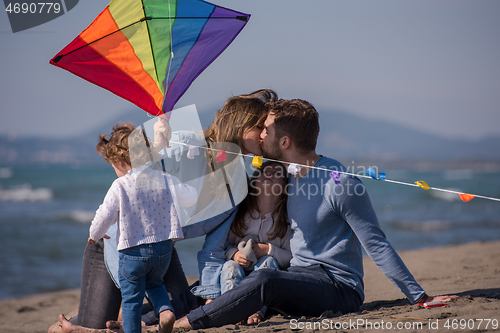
118, 240, 174, 333
188, 209, 237, 299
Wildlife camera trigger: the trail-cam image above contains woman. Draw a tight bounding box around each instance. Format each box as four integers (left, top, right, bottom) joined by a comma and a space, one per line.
49, 89, 278, 333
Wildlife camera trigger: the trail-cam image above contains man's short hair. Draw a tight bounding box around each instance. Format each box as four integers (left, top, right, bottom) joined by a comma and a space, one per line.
267, 99, 319, 153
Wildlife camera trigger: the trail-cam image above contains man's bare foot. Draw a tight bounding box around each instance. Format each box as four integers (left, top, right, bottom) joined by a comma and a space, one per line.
159, 310, 175, 333
173, 316, 192, 330
247, 312, 263, 324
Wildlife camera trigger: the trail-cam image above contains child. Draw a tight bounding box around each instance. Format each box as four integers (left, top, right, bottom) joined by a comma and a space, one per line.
88, 123, 197, 333
221, 161, 292, 323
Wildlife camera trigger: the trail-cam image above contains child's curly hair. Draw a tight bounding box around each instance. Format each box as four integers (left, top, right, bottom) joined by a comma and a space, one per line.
96, 123, 136, 165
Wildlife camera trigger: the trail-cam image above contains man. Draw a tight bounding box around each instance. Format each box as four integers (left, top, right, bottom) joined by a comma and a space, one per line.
174, 98, 457, 330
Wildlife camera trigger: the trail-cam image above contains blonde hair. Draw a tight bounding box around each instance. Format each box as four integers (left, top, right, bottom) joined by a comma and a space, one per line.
96, 122, 153, 168
96, 123, 136, 165
204, 89, 278, 148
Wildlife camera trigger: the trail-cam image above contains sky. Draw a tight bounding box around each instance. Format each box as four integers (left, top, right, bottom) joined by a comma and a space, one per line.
1, 0, 499, 140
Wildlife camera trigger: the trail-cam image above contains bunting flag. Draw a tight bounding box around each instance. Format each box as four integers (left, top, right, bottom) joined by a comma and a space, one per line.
415, 180, 431, 190
252, 156, 263, 168
186, 145, 200, 159
287, 163, 301, 176
366, 167, 386, 180
331, 171, 341, 184
459, 193, 475, 202
216, 150, 226, 163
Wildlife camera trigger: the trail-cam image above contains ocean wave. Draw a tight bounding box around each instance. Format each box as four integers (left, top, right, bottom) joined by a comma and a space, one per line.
430, 188, 463, 201
389, 219, 453, 231
56, 210, 95, 224
0, 168, 13, 179
0, 184, 53, 202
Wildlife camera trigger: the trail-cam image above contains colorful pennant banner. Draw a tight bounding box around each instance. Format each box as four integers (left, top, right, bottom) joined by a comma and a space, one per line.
165, 140, 500, 203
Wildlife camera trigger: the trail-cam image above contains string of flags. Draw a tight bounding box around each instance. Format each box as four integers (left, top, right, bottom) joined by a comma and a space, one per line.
167, 140, 500, 203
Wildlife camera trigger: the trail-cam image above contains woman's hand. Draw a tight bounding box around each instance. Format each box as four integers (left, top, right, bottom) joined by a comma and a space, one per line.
252, 243, 270, 259
233, 251, 252, 268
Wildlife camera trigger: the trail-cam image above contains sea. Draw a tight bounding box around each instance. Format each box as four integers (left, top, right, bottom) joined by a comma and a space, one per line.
1, 163, 500, 300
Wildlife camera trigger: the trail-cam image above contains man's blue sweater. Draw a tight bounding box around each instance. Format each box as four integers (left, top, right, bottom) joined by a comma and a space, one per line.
287, 156, 425, 304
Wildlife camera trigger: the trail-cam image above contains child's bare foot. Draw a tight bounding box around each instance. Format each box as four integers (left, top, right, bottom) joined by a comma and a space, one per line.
247, 312, 263, 324
173, 316, 192, 330
159, 310, 175, 333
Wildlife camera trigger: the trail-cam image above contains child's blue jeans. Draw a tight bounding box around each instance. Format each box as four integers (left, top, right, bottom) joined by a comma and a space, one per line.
221, 255, 280, 295
118, 240, 174, 333
221, 255, 279, 319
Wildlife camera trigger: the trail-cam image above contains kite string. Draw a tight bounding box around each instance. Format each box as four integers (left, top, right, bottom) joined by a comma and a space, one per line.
167, 139, 500, 203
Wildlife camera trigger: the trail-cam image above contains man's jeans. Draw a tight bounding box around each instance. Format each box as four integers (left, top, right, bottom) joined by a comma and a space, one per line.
187, 265, 363, 329
119, 241, 174, 333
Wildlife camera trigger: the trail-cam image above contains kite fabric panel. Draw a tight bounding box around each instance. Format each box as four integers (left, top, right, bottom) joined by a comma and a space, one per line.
50, 0, 250, 115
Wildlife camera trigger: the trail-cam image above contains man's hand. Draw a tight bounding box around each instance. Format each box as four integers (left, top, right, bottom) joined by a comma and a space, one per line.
425, 295, 459, 303
233, 251, 252, 268
252, 243, 270, 259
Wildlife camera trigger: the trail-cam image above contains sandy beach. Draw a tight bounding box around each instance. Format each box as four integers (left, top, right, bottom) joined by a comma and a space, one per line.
1, 240, 499, 333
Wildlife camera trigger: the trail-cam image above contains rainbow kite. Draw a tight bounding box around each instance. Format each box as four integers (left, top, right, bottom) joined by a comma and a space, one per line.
50, 0, 250, 115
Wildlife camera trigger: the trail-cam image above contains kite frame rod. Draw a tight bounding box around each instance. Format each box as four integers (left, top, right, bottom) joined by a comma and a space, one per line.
142, 16, 248, 21
52, 15, 247, 63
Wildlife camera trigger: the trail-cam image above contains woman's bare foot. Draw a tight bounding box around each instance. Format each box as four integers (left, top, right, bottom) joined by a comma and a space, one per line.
247, 312, 263, 324
158, 310, 175, 333
59, 314, 83, 333
54, 314, 113, 333
106, 320, 124, 332
173, 316, 192, 330
48, 316, 64, 333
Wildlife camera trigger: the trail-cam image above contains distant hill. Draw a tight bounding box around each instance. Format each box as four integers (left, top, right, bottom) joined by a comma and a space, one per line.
314, 111, 500, 163
1, 107, 499, 167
